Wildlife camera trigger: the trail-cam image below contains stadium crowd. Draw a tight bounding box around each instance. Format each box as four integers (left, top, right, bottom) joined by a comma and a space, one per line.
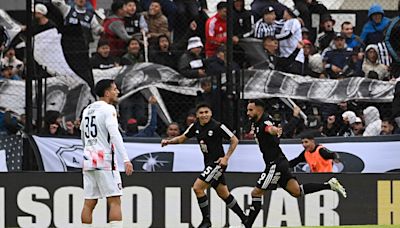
1, 0, 400, 138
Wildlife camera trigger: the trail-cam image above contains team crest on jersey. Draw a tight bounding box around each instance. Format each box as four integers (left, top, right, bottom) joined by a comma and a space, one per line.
264, 120, 273, 126
84, 15, 90, 21
208, 130, 213, 136
195, 130, 200, 134
72, 11, 77, 17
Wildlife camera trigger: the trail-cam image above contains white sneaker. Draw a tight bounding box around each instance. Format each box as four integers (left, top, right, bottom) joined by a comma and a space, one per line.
328, 177, 347, 198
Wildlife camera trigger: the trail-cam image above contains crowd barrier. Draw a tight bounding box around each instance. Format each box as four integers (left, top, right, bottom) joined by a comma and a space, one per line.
0, 172, 399, 227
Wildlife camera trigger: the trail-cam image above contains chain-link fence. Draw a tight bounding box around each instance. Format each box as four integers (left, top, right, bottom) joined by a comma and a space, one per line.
1, 0, 399, 147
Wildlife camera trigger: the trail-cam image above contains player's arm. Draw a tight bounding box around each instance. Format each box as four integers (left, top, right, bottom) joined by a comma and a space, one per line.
265, 124, 282, 137
289, 150, 306, 167
319, 147, 340, 161
217, 124, 238, 167
105, 107, 133, 175
161, 134, 188, 147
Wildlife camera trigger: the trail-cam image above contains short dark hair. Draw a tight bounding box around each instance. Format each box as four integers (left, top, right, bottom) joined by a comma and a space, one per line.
341, 21, 352, 29
124, 0, 137, 5
382, 117, 395, 125
151, 0, 161, 6
111, 1, 125, 14
196, 103, 212, 112
263, 35, 277, 43
217, 1, 228, 10
248, 99, 265, 109
94, 79, 115, 97
301, 133, 315, 140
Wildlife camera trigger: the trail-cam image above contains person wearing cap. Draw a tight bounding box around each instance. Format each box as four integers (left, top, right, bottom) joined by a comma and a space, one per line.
205, 2, 227, 57
253, 6, 284, 39
275, 7, 304, 75
322, 32, 354, 79
341, 21, 364, 50
289, 134, 339, 173
250, 0, 286, 21
102, 1, 133, 57
362, 44, 390, 80
51, 0, 103, 44
315, 13, 336, 52
302, 39, 323, 77
89, 39, 119, 69
352, 117, 364, 136
337, 110, 357, 137
1, 46, 24, 78
178, 36, 207, 78
32, 3, 57, 35
0, 65, 21, 80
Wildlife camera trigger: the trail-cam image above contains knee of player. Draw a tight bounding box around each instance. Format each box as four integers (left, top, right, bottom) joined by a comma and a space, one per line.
192, 185, 205, 195
289, 188, 302, 198
251, 187, 263, 198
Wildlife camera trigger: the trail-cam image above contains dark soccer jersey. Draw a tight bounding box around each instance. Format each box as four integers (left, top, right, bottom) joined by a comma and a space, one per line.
184, 119, 234, 165
253, 114, 285, 164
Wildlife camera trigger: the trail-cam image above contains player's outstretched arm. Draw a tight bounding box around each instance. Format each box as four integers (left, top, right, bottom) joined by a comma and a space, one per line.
161, 135, 188, 147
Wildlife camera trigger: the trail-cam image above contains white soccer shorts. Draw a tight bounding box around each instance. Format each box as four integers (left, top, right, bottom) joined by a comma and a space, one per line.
83, 170, 123, 199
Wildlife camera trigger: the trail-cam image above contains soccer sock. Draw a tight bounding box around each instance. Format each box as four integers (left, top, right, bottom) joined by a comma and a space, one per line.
197, 195, 210, 221
246, 196, 262, 227
81, 224, 92, 228
301, 183, 330, 195
223, 194, 247, 222
109, 220, 123, 228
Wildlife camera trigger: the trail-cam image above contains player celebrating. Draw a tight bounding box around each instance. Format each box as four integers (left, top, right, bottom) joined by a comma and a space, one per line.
80, 79, 133, 228
244, 99, 346, 228
161, 103, 247, 228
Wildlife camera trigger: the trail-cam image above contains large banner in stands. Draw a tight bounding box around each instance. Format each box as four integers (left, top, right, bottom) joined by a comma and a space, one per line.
0, 173, 399, 227
33, 136, 400, 173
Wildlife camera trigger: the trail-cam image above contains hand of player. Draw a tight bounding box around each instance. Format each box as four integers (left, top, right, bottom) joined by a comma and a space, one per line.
124, 161, 133, 176
276, 127, 283, 138
161, 139, 170, 147
216, 156, 229, 168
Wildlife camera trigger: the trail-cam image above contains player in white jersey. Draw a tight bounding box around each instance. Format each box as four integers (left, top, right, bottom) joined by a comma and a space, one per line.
80, 79, 133, 228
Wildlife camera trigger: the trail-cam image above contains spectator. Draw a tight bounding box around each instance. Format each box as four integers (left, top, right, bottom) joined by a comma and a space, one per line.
232, 0, 253, 67
0, 65, 21, 80
0, 110, 19, 136
381, 118, 399, 135
253, 6, 282, 39
178, 36, 206, 78
315, 14, 336, 52
1, 47, 24, 78
120, 37, 144, 65
363, 106, 382, 136
275, 7, 304, 75
360, 3, 390, 46
360, 3, 391, 65
195, 78, 227, 121
321, 113, 339, 137
322, 32, 353, 79
206, 46, 240, 76
142, 0, 170, 45
303, 39, 324, 78
149, 34, 177, 69
351, 117, 364, 136
341, 21, 364, 50
205, 2, 227, 58
102, 1, 132, 57
125, 96, 158, 137
89, 39, 119, 69
42, 110, 66, 136
124, 0, 148, 38
362, 44, 390, 80
301, 27, 310, 40
385, 1, 400, 78
282, 106, 305, 138
338, 110, 357, 137
293, 0, 327, 41
32, 3, 57, 35
180, 111, 196, 133
251, 0, 286, 21
164, 122, 180, 138
51, 0, 103, 45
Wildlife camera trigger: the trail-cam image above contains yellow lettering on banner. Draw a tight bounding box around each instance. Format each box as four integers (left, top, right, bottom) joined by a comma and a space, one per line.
378, 180, 400, 224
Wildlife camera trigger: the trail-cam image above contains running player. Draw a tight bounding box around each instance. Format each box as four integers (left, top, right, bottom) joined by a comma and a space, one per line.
244, 99, 346, 228
161, 103, 247, 228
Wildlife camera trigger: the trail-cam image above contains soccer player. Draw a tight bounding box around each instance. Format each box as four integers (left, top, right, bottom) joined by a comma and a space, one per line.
80, 79, 133, 228
161, 103, 247, 228
289, 134, 340, 172
244, 99, 346, 228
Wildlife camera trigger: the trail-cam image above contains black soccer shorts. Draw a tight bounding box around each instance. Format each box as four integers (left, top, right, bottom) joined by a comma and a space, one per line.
255, 157, 296, 190
198, 162, 226, 188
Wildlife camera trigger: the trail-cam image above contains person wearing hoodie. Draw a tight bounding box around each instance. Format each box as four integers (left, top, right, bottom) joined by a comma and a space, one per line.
103, 1, 132, 57
360, 3, 391, 66
149, 34, 177, 69
385, 1, 400, 78
362, 44, 390, 80
363, 106, 382, 136
89, 39, 119, 69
